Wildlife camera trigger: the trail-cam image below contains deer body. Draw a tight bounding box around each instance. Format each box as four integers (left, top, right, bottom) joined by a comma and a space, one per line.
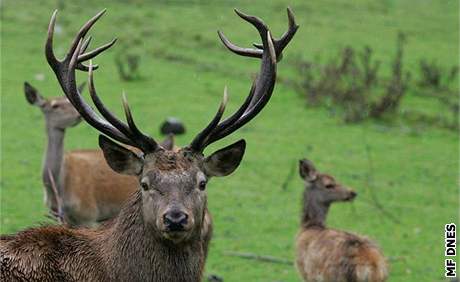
296, 159, 388, 282
25, 82, 138, 226
61, 149, 137, 224
1, 8, 297, 281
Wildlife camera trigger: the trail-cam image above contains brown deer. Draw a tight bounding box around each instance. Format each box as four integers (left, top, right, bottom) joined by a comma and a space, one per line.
1, 8, 298, 281
24, 82, 175, 226
296, 159, 388, 282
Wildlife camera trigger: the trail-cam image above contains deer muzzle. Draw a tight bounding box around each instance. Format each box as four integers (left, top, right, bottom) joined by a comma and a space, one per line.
163, 209, 189, 232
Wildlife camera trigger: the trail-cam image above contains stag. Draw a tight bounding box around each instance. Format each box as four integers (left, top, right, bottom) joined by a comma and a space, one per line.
1, 8, 297, 281
296, 159, 388, 282
24, 82, 175, 226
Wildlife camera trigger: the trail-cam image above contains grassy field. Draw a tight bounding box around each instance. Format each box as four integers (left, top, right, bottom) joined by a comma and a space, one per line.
1, 0, 458, 281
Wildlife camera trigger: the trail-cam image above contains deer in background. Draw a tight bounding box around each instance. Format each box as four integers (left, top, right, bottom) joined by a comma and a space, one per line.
24, 82, 177, 226
1, 8, 297, 281
296, 159, 388, 282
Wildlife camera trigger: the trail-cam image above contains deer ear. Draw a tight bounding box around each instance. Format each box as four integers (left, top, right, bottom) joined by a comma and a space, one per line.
160, 134, 175, 151
203, 139, 246, 177
299, 159, 318, 182
99, 135, 143, 175
24, 82, 45, 107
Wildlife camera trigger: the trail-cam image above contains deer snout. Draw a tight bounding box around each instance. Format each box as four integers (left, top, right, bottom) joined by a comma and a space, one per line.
347, 190, 357, 200
163, 210, 189, 231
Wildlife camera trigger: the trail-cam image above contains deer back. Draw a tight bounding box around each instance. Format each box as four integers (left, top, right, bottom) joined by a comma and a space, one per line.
296, 228, 388, 282
61, 149, 138, 225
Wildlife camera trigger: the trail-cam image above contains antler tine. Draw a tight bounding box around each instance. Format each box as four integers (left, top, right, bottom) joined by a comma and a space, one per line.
46, 10, 159, 152
80, 36, 92, 55
234, 9, 269, 37
66, 9, 107, 62
190, 9, 297, 152
78, 38, 117, 62
276, 7, 299, 54
220, 8, 298, 62
189, 88, 228, 151
122, 93, 158, 152
45, 9, 116, 72
45, 10, 59, 71
216, 9, 270, 59
65, 45, 135, 146
201, 81, 256, 147
87, 62, 132, 137
217, 31, 263, 59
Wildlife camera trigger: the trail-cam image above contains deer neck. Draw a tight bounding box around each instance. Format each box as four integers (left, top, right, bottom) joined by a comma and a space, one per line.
42, 124, 65, 212
100, 192, 204, 282
301, 190, 330, 229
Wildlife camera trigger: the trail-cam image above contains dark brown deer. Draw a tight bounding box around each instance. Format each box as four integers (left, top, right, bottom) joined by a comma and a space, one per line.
296, 159, 388, 282
1, 8, 297, 281
24, 82, 175, 226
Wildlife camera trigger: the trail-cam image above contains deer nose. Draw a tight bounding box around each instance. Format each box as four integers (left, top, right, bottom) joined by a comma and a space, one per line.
163, 210, 188, 231
349, 191, 357, 199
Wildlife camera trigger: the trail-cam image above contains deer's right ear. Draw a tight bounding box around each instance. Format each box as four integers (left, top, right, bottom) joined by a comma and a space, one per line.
203, 139, 246, 177
24, 82, 45, 107
299, 159, 317, 182
99, 135, 143, 175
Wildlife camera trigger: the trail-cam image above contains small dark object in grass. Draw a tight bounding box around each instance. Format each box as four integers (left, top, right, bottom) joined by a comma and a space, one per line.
207, 274, 224, 282
160, 117, 186, 135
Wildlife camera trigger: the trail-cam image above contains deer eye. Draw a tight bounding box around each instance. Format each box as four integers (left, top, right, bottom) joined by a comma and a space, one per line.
198, 180, 207, 191
140, 182, 149, 191
325, 184, 335, 189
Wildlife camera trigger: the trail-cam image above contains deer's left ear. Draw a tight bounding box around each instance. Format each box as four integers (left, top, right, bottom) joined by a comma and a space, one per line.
299, 159, 318, 182
24, 82, 46, 107
203, 139, 246, 177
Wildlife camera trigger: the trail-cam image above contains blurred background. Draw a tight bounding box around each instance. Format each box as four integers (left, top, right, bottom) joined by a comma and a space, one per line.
1, 0, 458, 281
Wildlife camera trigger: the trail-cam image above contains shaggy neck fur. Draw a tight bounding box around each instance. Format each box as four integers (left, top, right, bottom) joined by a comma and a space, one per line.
42, 124, 65, 212
301, 188, 330, 229
98, 192, 205, 282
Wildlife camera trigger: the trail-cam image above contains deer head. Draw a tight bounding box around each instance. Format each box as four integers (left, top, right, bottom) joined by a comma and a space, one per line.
46, 9, 298, 243
24, 82, 83, 130
299, 159, 357, 204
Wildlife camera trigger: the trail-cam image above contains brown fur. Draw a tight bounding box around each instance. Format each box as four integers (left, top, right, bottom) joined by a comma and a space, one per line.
144, 150, 194, 172
62, 150, 137, 225
0, 141, 242, 281
59, 137, 185, 227
63, 149, 214, 260
296, 159, 388, 282
23, 84, 136, 226
296, 228, 388, 282
24, 85, 187, 228
1, 192, 206, 282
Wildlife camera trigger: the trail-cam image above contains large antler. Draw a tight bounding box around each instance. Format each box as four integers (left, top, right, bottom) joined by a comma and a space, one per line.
189, 8, 298, 152
46, 10, 158, 153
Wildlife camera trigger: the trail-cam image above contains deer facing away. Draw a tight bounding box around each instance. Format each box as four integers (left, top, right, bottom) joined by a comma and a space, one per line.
1, 8, 298, 281
296, 159, 388, 282
24, 82, 175, 227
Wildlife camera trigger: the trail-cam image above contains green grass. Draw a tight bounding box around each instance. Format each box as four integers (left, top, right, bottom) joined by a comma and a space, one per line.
1, 0, 458, 281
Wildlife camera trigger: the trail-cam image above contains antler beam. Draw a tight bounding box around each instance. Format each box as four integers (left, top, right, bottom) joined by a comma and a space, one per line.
189, 8, 298, 152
